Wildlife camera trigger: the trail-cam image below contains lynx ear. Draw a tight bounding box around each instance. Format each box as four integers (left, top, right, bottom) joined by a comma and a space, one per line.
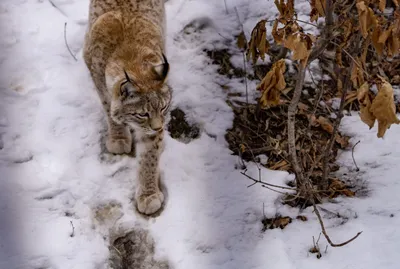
152, 53, 169, 81
119, 70, 137, 99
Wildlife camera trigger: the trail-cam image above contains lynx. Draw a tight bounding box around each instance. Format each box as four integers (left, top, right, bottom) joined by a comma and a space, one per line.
83, 0, 171, 215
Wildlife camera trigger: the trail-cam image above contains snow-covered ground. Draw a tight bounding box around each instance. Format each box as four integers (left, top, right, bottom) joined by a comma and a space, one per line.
1, 0, 400, 268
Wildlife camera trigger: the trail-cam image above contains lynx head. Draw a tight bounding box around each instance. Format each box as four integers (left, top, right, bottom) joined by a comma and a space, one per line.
108, 53, 171, 135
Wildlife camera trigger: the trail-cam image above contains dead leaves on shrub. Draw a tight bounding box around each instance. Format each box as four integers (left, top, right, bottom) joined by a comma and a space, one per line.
246, 20, 270, 64
356, 1, 377, 38
257, 59, 286, 108
272, 20, 315, 65
310, 0, 326, 22
357, 78, 400, 138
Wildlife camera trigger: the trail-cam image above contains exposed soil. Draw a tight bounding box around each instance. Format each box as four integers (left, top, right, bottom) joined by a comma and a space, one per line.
109, 228, 170, 269
167, 108, 200, 143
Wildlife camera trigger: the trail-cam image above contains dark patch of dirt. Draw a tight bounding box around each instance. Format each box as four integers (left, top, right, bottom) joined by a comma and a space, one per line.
205, 49, 247, 79
109, 228, 170, 269
167, 108, 200, 143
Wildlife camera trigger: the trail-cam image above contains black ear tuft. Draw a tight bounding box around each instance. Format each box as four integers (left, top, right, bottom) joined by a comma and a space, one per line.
120, 70, 136, 99
153, 53, 169, 81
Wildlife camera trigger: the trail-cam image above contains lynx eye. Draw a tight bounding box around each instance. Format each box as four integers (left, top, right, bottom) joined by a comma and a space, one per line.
161, 103, 170, 113
136, 113, 149, 118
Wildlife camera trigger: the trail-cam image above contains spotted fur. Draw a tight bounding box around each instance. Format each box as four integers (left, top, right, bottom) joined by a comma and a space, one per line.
83, 0, 171, 215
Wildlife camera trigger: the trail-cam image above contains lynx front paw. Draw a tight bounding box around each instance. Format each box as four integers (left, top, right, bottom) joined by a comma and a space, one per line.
136, 191, 164, 215
106, 136, 132, 154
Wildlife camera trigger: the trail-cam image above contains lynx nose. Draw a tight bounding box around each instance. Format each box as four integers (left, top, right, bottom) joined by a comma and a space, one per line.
150, 118, 163, 132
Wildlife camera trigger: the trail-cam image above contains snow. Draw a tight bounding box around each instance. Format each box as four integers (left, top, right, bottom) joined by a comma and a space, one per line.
1, 0, 400, 269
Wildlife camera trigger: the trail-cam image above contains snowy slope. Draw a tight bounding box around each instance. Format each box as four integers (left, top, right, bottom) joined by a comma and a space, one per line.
1, 0, 400, 269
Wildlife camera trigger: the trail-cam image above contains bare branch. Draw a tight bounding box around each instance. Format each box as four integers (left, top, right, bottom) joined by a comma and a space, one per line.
288, 63, 307, 185
241, 171, 297, 191
313, 204, 362, 247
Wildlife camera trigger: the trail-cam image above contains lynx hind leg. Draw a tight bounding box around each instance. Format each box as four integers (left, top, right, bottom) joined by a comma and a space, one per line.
106, 117, 133, 154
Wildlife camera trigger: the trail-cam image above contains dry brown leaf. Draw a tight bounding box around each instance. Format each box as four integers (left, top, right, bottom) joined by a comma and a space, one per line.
351, 62, 365, 89
298, 102, 309, 115
296, 215, 308, 221
329, 178, 355, 198
357, 82, 376, 129
257, 59, 286, 108
269, 159, 290, 170
275, 0, 295, 22
262, 216, 292, 230
258, 31, 269, 61
378, 25, 392, 44
335, 134, 350, 149
246, 20, 270, 64
356, 1, 377, 38
272, 19, 284, 44
341, 189, 356, 197
237, 31, 247, 50
379, 0, 386, 11
370, 79, 400, 138
387, 27, 400, 57
310, 0, 326, 22
317, 116, 334, 134
283, 33, 312, 64
372, 25, 385, 55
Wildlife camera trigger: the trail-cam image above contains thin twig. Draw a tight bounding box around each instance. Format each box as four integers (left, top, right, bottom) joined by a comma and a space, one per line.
352, 140, 361, 172
48, 0, 68, 17
330, 41, 370, 78
70, 221, 75, 237
241, 171, 297, 191
223, 0, 228, 14
296, 19, 318, 27
313, 204, 362, 247
64, 22, 78, 62
234, 7, 249, 104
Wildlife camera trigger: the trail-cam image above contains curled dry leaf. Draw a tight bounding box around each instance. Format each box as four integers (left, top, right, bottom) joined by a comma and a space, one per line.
335, 134, 350, 149
329, 178, 355, 198
246, 20, 270, 64
296, 215, 308, 221
372, 24, 385, 56
262, 216, 292, 230
379, 0, 386, 12
370, 79, 400, 137
357, 82, 376, 129
317, 116, 334, 134
310, 0, 326, 22
356, 1, 377, 38
275, 0, 295, 22
284, 33, 314, 63
269, 159, 290, 170
257, 59, 286, 108
351, 62, 365, 89
237, 31, 248, 50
